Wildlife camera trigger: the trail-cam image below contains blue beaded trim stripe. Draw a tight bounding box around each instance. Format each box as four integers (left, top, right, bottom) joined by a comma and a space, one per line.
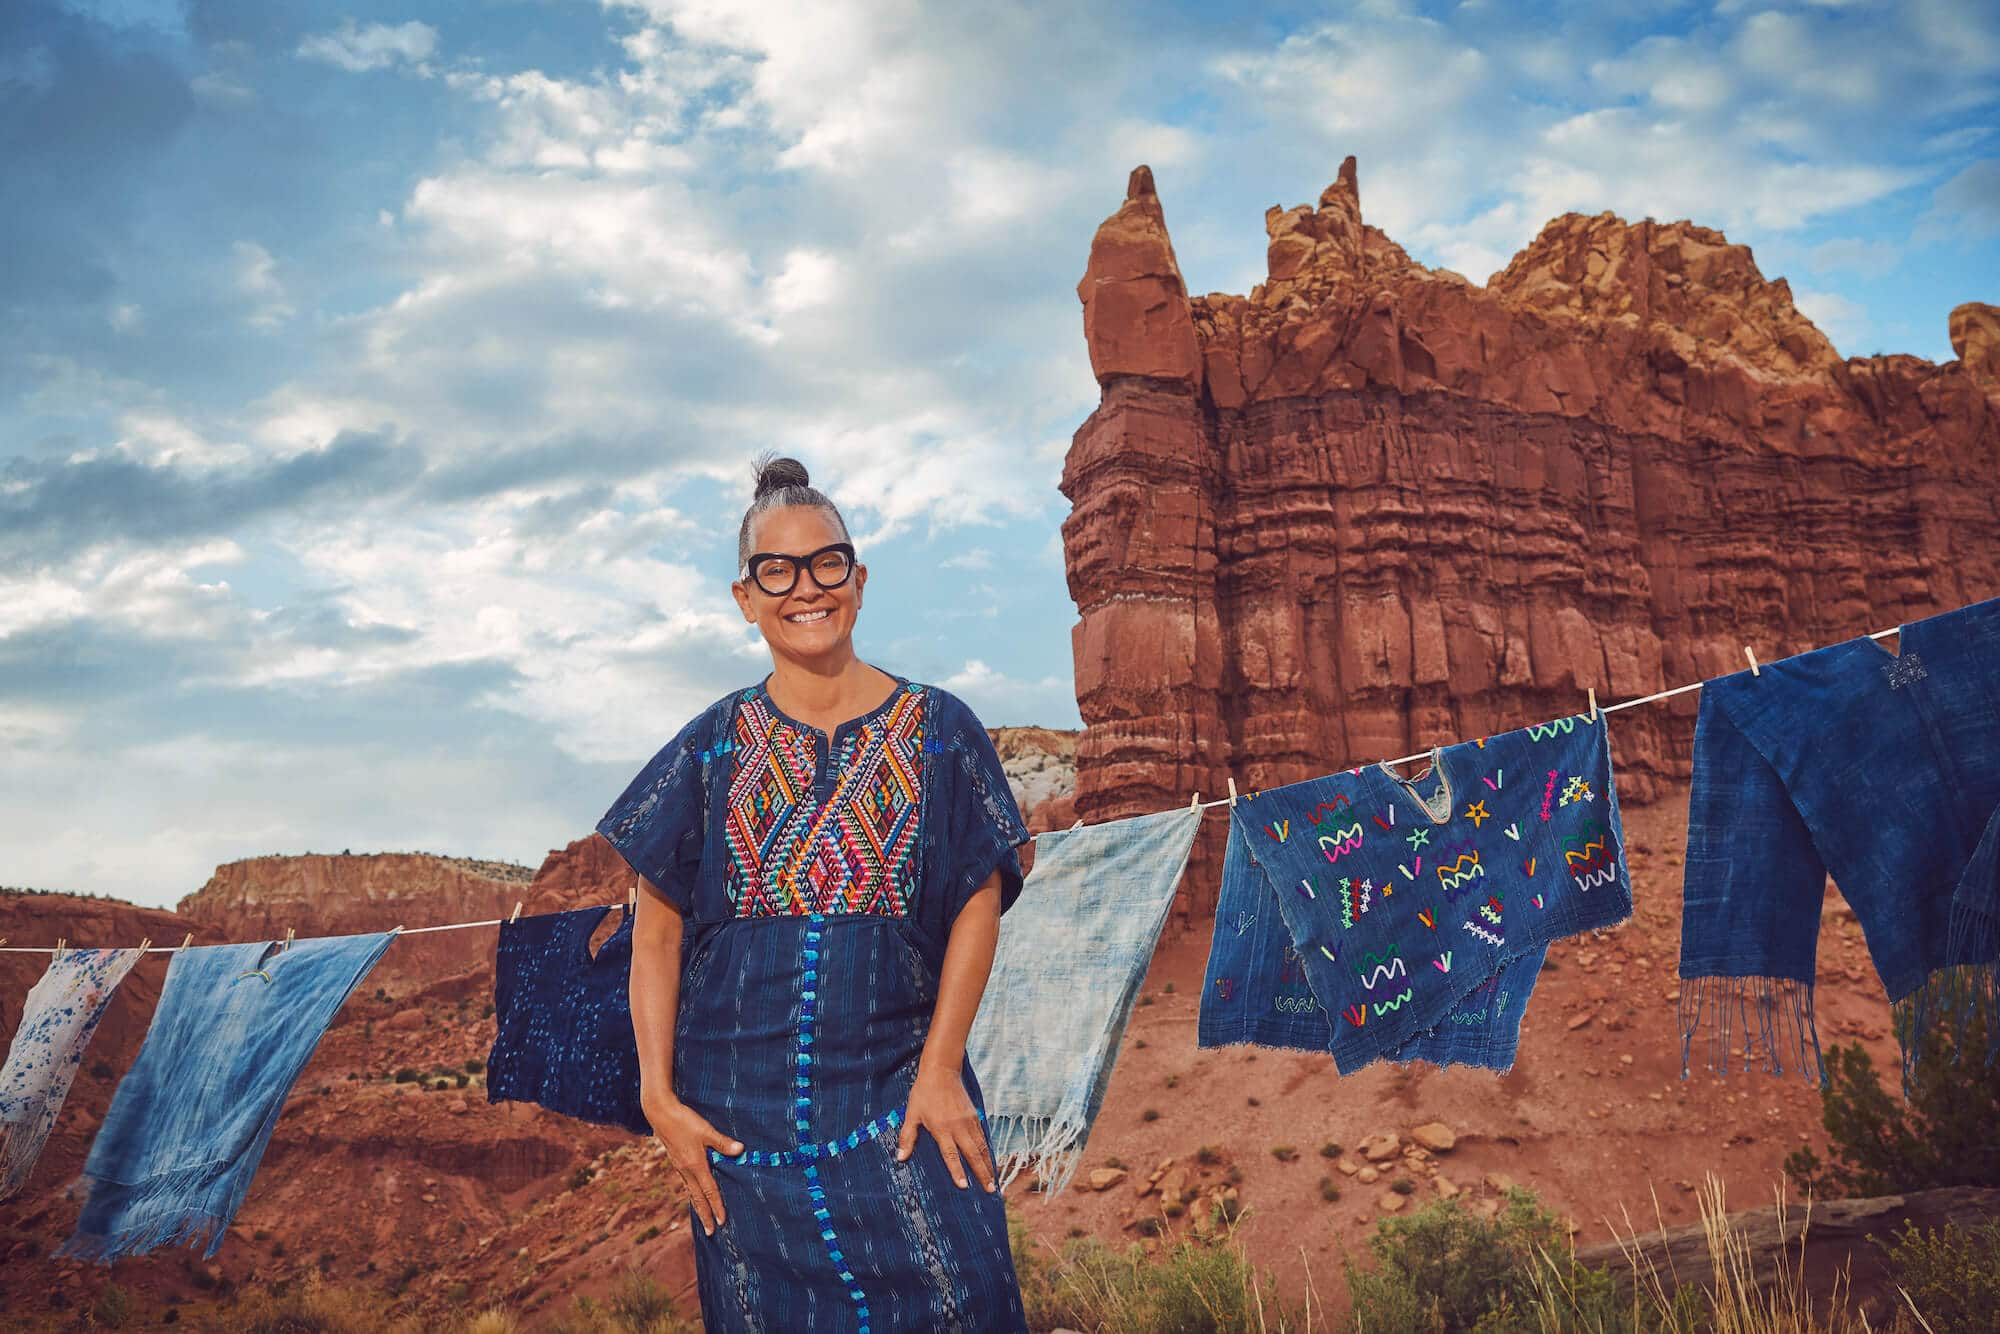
708, 1107, 906, 1168
800, 913, 872, 1331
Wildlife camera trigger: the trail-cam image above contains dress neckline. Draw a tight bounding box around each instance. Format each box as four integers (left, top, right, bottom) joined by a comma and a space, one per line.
750, 666, 913, 742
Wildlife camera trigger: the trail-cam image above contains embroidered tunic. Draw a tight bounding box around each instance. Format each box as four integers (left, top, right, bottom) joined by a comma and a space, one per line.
596, 675, 1030, 1333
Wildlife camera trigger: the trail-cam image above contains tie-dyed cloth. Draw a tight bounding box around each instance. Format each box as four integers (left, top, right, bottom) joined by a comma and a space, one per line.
486, 905, 651, 1134
57, 931, 395, 1262
1, 947, 145, 1199
967, 805, 1202, 1196
1200, 713, 1633, 1074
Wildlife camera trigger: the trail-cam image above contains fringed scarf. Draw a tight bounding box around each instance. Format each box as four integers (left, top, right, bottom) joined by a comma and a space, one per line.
1678, 596, 2000, 1092
56, 930, 395, 1262
1, 947, 144, 1198
966, 806, 1202, 1197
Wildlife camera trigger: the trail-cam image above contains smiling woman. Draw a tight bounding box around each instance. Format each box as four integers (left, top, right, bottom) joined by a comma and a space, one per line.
598, 454, 1033, 1331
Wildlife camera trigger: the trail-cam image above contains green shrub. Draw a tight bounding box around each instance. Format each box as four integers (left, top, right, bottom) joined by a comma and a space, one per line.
1010, 1212, 1303, 1332
1884, 1217, 2000, 1332
91, 1283, 131, 1328
1344, 1189, 1626, 1332
393, 1068, 419, 1084
1786, 1007, 2000, 1197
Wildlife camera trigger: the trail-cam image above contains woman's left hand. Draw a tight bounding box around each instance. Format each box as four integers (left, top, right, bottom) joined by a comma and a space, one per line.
897, 1065, 996, 1192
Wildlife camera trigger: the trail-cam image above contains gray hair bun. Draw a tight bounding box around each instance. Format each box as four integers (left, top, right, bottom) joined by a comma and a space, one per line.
753, 454, 812, 498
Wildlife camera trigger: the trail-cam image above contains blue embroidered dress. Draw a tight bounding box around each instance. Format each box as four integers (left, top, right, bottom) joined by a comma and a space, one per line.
596, 675, 1031, 1333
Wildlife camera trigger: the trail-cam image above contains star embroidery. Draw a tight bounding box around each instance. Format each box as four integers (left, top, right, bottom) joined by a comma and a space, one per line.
1463, 800, 1491, 828
1406, 827, 1431, 850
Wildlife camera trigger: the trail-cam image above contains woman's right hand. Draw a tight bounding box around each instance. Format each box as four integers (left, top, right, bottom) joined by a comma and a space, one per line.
644, 1089, 743, 1236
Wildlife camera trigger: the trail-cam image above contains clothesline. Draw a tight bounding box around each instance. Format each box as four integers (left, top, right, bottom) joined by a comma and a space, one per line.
0, 622, 1904, 956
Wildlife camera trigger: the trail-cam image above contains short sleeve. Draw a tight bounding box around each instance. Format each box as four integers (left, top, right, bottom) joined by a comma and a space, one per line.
594, 710, 710, 916
928, 693, 1031, 936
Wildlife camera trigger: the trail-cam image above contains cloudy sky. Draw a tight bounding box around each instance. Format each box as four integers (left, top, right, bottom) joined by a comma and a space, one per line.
4, 0, 1995, 907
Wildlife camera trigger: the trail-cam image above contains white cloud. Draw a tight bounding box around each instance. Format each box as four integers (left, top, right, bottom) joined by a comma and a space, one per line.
297, 20, 439, 74
232, 240, 295, 328
938, 658, 1072, 727
1793, 289, 1870, 357
1806, 236, 1902, 274
108, 303, 143, 334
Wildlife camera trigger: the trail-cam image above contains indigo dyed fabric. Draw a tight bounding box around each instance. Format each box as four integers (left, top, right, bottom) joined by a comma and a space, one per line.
487, 906, 649, 1134
596, 674, 1031, 1333
1200, 712, 1633, 1074
57, 931, 395, 1262
1679, 595, 2000, 1089
966, 806, 1203, 1196
1, 947, 143, 1198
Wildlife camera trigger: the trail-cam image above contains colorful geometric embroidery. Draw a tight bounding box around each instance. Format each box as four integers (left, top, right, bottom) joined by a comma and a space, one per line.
722, 687, 927, 917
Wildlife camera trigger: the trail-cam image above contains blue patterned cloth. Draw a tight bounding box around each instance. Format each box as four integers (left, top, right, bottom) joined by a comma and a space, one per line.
486, 905, 650, 1134
967, 806, 1203, 1196
1200, 713, 1633, 1074
1680, 595, 2000, 1088
57, 931, 395, 1261
596, 674, 1031, 1333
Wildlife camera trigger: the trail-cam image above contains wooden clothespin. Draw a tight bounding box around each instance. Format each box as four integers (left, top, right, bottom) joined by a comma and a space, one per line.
1189, 790, 1201, 811
137, 936, 152, 956
54, 937, 65, 958
179, 932, 194, 952
283, 926, 296, 953
1744, 646, 1760, 677
1227, 776, 1239, 807
627, 881, 638, 912
510, 901, 524, 923
1587, 687, 1598, 721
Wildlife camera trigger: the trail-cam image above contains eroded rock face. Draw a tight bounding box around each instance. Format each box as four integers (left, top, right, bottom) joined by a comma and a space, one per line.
1063, 157, 2000, 924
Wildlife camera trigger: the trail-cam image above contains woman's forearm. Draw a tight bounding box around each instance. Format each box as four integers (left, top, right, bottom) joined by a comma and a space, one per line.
630, 878, 686, 1108
917, 875, 1003, 1078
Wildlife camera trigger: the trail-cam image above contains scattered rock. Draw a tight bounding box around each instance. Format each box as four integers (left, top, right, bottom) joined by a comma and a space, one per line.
1485, 1171, 1518, 1194
1358, 1167, 1380, 1185
1377, 1191, 1408, 1215
382, 1008, 426, 1032
1089, 1168, 1128, 1192
1358, 1132, 1401, 1161
1435, 1176, 1460, 1200
1336, 1158, 1361, 1177
1566, 1011, 1596, 1031
1409, 1122, 1456, 1152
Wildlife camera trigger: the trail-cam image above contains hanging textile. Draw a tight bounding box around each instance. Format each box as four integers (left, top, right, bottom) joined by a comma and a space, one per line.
486, 905, 650, 1134
56, 930, 396, 1262
1200, 799, 1551, 1070
1201, 712, 1633, 1074
966, 805, 1202, 1196
1679, 594, 2000, 1088
1, 946, 145, 1199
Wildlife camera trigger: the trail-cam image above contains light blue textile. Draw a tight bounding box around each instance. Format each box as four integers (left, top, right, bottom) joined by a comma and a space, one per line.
57, 930, 396, 1262
967, 806, 1202, 1197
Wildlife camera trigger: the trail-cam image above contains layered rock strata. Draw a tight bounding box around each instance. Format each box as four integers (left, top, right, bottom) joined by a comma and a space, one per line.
1064, 160, 2000, 923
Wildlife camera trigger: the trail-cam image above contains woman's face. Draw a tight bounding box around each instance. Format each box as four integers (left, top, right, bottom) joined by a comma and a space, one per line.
731, 506, 866, 664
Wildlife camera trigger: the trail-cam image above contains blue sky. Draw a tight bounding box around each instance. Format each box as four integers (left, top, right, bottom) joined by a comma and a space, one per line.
4, 0, 1996, 906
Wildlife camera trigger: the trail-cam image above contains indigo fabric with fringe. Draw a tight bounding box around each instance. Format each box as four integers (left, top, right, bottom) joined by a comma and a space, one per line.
1679, 595, 2000, 1090
966, 805, 1202, 1197
1199, 712, 1633, 1074
1, 947, 144, 1199
56, 930, 395, 1262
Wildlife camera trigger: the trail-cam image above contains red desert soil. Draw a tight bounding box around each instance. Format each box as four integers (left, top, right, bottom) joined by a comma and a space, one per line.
2, 787, 1895, 1328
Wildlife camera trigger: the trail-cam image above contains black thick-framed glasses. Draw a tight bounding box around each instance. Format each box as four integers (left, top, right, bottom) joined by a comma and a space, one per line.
740, 541, 856, 597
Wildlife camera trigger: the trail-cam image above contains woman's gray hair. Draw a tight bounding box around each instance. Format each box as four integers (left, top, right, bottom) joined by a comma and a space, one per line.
737, 452, 850, 576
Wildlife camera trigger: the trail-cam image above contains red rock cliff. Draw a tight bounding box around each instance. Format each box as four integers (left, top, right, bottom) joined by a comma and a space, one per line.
1064, 160, 2000, 924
